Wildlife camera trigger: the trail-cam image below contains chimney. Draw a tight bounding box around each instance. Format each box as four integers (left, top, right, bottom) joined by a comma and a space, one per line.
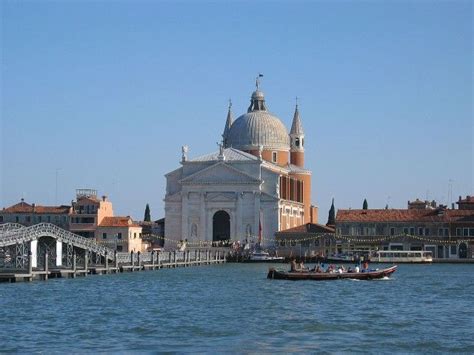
32, 203, 36, 212
459, 196, 462, 201
452, 203, 455, 210
102, 195, 107, 202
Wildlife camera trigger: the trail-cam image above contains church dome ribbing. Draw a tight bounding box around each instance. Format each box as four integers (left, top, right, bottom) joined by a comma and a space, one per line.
224, 90, 290, 151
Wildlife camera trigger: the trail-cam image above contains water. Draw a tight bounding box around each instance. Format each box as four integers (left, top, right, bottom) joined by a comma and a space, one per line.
1, 263, 473, 353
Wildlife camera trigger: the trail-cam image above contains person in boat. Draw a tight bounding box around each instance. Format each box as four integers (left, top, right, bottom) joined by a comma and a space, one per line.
347, 266, 353, 273
298, 260, 308, 271
311, 264, 322, 273
362, 261, 369, 272
290, 258, 297, 272
354, 265, 360, 273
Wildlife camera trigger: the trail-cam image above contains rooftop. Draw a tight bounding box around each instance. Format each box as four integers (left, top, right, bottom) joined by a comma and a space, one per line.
336, 209, 474, 223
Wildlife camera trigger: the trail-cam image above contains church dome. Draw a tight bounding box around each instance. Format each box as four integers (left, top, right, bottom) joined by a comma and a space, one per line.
225, 90, 290, 151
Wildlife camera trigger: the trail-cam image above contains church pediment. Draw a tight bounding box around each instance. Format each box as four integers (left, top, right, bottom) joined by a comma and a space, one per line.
180, 162, 260, 185
206, 192, 236, 202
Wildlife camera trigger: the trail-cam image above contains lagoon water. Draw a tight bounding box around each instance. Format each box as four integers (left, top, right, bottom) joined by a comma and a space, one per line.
1, 263, 473, 353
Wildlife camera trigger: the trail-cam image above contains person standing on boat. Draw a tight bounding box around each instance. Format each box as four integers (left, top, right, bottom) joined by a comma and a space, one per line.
362, 261, 369, 272
290, 258, 297, 272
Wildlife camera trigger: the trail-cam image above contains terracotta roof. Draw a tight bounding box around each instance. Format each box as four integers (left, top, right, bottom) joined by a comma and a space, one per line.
336, 209, 474, 223
99, 216, 141, 228
276, 223, 335, 236
1, 202, 71, 214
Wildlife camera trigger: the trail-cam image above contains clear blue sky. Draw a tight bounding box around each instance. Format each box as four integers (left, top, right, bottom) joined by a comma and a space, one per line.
1, 0, 472, 221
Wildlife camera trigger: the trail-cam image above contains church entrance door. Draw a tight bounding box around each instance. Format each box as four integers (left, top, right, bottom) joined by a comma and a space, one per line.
213, 210, 230, 244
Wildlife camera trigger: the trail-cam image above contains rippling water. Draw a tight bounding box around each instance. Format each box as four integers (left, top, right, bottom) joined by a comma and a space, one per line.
1, 263, 473, 353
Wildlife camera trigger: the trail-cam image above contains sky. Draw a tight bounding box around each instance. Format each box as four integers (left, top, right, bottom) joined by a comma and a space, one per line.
1, 0, 472, 222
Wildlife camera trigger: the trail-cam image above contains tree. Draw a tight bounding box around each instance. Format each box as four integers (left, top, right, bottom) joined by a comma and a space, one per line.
144, 203, 151, 222
327, 198, 335, 226
363, 198, 368, 210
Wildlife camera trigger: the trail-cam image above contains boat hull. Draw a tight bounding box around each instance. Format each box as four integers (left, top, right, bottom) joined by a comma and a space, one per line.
267, 265, 397, 281
244, 258, 285, 263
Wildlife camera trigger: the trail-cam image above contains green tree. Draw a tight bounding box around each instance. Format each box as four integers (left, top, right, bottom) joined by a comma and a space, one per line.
363, 199, 368, 210
144, 203, 151, 222
327, 198, 335, 226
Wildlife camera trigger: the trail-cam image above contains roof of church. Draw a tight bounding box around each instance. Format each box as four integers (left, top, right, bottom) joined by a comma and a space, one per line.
225, 89, 290, 151
290, 105, 304, 135
288, 164, 311, 174
189, 148, 258, 162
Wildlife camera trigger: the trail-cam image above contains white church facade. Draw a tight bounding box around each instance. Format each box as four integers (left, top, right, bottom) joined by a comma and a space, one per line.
164, 81, 318, 246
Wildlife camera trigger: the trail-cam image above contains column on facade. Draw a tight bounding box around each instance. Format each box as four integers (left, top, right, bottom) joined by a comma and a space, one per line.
200, 192, 206, 243
236, 192, 243, 241
254, 192, 261, 243
181, 192, 189, 240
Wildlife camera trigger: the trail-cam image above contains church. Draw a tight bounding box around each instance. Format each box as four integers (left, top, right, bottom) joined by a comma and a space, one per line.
164, 80, 318, 246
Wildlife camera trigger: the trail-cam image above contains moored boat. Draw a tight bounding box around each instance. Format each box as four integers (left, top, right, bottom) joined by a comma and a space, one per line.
267, 265, 397, 281
246, 250, 285, 263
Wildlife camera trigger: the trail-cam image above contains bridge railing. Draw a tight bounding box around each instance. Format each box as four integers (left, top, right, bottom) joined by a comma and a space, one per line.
0, 223, 115, 257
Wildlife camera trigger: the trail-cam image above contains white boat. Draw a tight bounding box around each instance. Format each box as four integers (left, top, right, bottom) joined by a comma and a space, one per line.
247, 250, 285, 263
374, 250, 433, 263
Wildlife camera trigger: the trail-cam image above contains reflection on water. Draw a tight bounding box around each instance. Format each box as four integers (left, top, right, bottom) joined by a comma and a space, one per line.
0, 263, 473, 352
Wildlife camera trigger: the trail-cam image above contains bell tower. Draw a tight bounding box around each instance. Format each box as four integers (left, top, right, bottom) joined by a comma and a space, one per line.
290, 100, 305, 167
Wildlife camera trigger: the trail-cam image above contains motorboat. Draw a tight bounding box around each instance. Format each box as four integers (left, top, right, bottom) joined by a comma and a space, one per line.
246, 250, 285, 263
267, 265, 397, 281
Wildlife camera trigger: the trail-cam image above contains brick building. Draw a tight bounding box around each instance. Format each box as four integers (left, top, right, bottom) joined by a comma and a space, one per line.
335, 196, 474, 259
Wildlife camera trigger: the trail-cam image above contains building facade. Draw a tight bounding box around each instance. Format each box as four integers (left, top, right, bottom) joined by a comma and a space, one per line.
164, 83, 318, 247
1, 189, 143, 252
0, 199, 71, 229
95, 216, 143, 253
335, 196, 474, 259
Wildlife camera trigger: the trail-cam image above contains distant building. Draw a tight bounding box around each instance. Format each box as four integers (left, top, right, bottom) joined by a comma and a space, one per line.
1, 189, 144, 252
0, 199, 71, 229
336, 196, 474, 259
275, 223, 335, 258
69, 189, 114, 239
164, 82, 318, 247
96, 216, 143, 253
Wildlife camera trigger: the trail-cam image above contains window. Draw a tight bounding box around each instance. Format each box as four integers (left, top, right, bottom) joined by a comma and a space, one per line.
102, 233, 107, 239
0, 216, 3, 223
450, 245, 457, 255
15, 216, 19, 223
469, 229, 474, 237
403, 227, 409, 235
390, 227, 395, 236
418, 227, 424, 236
314, 239, 320, 247
134, 232, 137, 239
438, 228, 443, 236
409, 227, 415, 236
117, 233, 122, 239
295, 137, 300, 147
425, 228, 430, 236
456, 228, 462, 236
38, 216, 42, 222
463, 228, 469, 237
47, 216, 51, 223
444, 228, 449, 237
117, 245, 123, 252
272, 152, 277, 163
26, 216, 31, 223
